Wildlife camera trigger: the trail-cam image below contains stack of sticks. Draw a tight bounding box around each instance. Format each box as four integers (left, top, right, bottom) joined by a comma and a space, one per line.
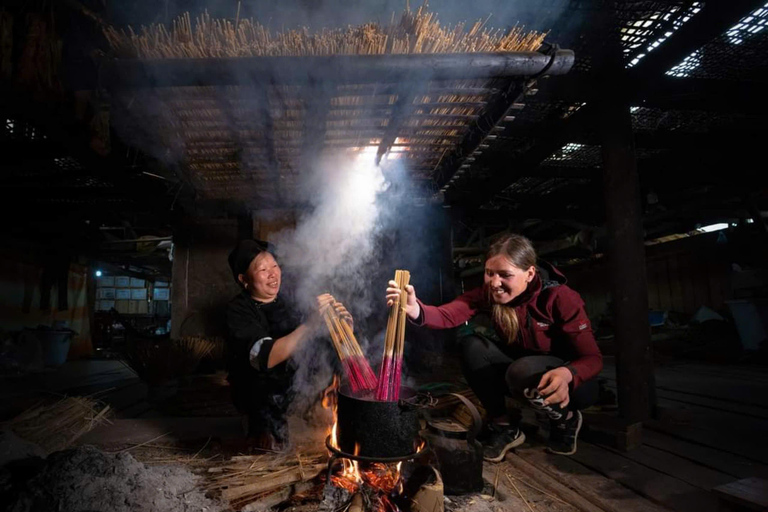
322, 300, 378, 393
102, 3, 547, 59
376, 270, 410, 401
203, 449, 327, 509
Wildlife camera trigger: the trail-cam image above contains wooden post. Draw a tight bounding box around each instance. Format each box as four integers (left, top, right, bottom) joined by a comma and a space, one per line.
599, 83, 653, 426
237, 213, 253, 241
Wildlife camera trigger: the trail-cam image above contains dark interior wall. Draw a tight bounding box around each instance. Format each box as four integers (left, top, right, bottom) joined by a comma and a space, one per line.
0, 245, 94, 358
566, 228, 768, 322
170, 219, 241, 339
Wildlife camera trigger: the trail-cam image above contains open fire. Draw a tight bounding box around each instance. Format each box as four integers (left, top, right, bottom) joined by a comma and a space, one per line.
322, 376, 418, 512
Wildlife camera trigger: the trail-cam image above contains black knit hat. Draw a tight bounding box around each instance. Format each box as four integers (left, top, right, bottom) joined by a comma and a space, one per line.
227, 239, 276, 283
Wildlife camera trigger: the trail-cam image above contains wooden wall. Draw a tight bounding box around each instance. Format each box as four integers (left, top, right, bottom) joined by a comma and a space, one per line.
0, 254, 93, 358
566, 231, 735, 321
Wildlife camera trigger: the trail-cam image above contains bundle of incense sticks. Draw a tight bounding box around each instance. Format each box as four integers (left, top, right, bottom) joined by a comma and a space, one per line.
322, 300, 378, 393
375, 270, 410, 401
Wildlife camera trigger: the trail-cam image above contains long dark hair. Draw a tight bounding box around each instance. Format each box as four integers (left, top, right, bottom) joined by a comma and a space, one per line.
486, 233, 537, 344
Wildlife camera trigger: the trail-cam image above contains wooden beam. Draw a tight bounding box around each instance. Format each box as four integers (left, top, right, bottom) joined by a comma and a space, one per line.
376, 84, 428, 163
301, 80, 334, 170
434, 78, 524, 189
599, 80, 653, 425
98, 52, 575, 89
444, 103, 597, 208
540, 74, 768, 115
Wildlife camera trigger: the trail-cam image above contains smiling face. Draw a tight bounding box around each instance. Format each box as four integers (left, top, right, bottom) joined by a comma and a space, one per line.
239, 252, 281, 302
484, 255, 536, 304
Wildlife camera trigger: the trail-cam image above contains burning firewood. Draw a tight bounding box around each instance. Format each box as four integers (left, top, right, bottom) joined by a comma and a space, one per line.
376, 269, 410, 401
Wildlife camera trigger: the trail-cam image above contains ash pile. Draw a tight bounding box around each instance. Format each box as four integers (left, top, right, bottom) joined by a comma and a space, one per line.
0, 432, 224, 512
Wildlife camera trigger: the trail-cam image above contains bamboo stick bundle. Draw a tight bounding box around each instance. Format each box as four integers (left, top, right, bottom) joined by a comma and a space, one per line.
321, 298, 378, 393
103, 2, 546, 59
375, 269, 410, 401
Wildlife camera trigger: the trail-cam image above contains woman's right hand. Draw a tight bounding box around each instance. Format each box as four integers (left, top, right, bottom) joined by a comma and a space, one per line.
386, 280, 421, 320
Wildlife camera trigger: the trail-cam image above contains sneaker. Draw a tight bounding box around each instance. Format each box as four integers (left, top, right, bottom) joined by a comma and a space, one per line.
547, 410, 583, 455
524, 387, 565, 421
482, 424, 526, 462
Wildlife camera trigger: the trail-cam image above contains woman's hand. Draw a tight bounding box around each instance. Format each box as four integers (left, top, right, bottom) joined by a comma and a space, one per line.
316, 293, 335, 312
536, 367, 573, 408
385, 280, 420, 320
333, 301, 354, 329
315, 294, 354, 329
307, 294, 333, 332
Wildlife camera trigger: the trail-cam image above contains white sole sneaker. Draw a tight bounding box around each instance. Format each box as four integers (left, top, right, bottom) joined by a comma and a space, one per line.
483, 430, 526, 463
547, 410, 583, 456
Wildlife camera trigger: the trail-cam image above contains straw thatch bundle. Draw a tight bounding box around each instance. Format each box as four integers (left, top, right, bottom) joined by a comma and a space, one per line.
124, 337, 216, 385
3, 396, 111, 454
104, 3, 546, 59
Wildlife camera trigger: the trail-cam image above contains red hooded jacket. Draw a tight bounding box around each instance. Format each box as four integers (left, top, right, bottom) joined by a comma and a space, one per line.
413, 262, 602, 388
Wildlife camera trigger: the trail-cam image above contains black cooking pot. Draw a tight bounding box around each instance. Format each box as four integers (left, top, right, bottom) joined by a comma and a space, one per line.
336, 386, 421, 458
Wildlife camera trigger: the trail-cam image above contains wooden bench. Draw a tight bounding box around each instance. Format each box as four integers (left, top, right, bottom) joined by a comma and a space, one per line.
713, 477, 768, 511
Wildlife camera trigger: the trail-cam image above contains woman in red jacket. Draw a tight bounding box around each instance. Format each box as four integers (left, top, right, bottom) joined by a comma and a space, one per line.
386, 233, 602, 460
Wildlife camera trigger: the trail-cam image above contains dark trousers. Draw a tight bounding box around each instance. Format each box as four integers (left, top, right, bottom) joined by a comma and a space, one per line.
230, 382, 291, 443
459, 335, 599, 422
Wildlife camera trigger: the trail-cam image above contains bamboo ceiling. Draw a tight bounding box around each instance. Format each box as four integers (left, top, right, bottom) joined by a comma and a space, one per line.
104, 6, 564, 206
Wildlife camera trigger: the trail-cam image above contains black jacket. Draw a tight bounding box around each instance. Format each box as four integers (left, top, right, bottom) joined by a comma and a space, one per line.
225, 291, 301, 406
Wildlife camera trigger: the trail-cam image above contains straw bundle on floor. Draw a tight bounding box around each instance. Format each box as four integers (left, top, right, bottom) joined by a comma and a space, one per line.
104, 3, 546, 59
4, 396, 111, 454
124, 337, 216, 385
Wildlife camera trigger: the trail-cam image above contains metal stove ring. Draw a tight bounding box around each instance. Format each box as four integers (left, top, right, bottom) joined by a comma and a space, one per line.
325, 435, 422, 463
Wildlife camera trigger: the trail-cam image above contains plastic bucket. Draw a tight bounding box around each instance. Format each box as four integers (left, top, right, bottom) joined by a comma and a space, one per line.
725, 299, 768, 351
25, 329, 73, 367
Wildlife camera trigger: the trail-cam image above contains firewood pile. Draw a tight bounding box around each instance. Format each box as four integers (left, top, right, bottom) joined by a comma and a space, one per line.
133, 442, 329, 511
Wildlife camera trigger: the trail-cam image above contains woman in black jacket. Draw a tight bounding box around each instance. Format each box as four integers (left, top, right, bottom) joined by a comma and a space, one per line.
226, 239, 350, 450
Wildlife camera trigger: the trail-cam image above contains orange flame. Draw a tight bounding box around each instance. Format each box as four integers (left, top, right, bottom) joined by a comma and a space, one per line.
322, 375, 339, 410
323, 375, 405, 510
323, 375, 340, 449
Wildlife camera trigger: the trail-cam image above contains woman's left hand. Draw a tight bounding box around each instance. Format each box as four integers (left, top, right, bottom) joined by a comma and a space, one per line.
537, 367, 573, 408
333, 301, 354, 329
